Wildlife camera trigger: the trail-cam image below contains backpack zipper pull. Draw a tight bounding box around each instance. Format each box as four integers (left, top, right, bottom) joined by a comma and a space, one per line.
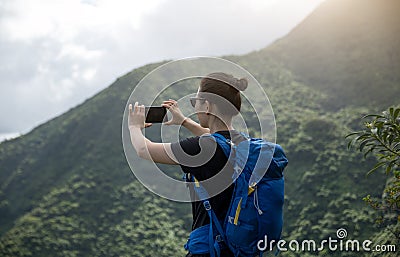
254, 187, 263, 215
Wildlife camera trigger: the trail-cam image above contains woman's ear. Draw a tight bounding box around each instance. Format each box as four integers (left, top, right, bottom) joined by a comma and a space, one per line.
205, 100, 211, 115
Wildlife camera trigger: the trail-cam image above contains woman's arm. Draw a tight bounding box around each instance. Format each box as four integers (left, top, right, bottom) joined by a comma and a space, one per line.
128, 102, 178, 165
181, 117, 210, 136
162, 99, 210, 136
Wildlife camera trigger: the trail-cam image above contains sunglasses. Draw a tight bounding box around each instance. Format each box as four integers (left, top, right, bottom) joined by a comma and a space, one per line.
190, 97, 206, 108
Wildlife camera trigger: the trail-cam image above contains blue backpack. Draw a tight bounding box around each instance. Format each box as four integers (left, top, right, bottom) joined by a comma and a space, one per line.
184, 132, 288, 257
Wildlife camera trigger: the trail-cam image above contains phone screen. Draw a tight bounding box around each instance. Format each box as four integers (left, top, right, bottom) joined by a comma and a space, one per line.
145, 106, 167, 123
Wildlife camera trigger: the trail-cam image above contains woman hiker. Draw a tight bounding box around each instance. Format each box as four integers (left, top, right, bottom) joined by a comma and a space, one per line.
128, 72, 250, 257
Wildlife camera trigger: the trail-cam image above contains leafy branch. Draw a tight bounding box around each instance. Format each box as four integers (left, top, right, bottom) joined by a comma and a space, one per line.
346, 106, 400, 225
346, 107, 400, 175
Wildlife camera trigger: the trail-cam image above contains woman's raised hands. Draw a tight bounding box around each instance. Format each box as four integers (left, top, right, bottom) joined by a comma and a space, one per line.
162, 99, 187, 125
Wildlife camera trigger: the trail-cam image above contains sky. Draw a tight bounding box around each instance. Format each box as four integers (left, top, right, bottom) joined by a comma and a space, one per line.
0, 0, 325, 142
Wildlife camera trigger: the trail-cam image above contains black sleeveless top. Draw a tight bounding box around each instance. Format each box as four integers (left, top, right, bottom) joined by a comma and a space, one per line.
170, 130, 246, 230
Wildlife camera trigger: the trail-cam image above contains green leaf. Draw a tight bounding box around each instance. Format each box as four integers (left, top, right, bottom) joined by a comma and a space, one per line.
394, 108, 400, 120
359, 138, 376, 152
366, 161, 386, 176
347, 139, 354, 150
363, 114, 384, 119
345, 131, 362, 138
393, 142, 400, 151
363, 146, 376, 158
389, 107, 394, 117
385, 162, 393, 175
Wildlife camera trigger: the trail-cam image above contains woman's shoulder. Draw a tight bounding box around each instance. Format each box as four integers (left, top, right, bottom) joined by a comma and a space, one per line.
212, 130, 247, 144
171, 136, 200, 156
170, 134, 218, 156
170, 130, 246, 158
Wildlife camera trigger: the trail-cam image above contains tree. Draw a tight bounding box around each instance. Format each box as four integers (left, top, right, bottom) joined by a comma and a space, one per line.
346, 106, 400, 227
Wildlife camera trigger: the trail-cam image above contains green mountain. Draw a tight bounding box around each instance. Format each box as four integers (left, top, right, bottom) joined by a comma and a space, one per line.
261, 0, 400, 110
0, 0, 398, 256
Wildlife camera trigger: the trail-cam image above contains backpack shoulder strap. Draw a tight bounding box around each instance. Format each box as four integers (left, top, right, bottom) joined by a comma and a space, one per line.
187, 174, 226, 257
202, 133, 232, 158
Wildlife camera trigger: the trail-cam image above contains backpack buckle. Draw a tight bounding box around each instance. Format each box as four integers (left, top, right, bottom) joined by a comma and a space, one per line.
215, 234, 223, 242
203, 200, 211, 210
226, 138, 233, 145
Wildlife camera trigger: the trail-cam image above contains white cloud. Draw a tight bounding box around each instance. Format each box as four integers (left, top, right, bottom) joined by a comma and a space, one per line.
0, 0, 167, 42
82, 68, 97, 81
57, 44, 103, 60
0, 0, 325, 134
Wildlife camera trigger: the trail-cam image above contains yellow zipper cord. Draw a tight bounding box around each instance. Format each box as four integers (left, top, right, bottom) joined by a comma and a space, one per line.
234, 186, 256, 225
234, 198, 242, 225
194, 175, 200, 188
248, 186, 255, 195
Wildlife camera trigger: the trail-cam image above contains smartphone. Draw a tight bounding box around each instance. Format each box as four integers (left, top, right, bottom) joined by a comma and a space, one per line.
145, 106, 167, 123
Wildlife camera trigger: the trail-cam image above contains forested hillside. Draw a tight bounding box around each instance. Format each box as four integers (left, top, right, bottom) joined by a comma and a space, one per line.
0, 0, 398, 256
262, 0, 400, 110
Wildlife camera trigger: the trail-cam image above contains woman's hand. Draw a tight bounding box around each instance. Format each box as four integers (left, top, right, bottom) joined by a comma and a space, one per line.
162, 99, 187, 125
128, 102, 152, 129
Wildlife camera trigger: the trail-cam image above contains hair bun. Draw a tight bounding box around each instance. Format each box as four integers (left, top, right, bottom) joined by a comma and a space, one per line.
235, 78, 248, 91
205, 72, 248, 92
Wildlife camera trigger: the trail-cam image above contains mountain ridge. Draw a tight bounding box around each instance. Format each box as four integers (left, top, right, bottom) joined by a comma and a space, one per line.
258, 0, 400, 109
